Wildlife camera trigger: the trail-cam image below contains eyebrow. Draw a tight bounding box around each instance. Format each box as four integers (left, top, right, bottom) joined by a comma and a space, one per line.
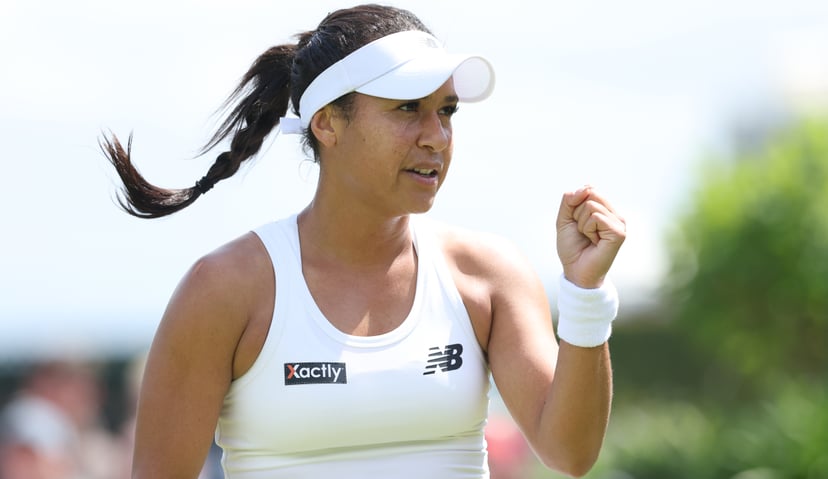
382, 93, 459, 105
418, 93, 459, 103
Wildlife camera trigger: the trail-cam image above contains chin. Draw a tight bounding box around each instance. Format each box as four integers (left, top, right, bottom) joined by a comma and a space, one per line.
409, 199, 436, 215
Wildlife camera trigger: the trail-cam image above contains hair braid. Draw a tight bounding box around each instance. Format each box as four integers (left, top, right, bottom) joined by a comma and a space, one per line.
100, 132, 200, 218
102, 5, 429, 219
101, 44, 295, 218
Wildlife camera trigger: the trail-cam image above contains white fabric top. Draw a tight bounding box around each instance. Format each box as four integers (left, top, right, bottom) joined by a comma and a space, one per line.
215, 215, 492, 478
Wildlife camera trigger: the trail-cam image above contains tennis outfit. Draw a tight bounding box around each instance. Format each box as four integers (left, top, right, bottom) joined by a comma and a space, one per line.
215, 215, 492, 478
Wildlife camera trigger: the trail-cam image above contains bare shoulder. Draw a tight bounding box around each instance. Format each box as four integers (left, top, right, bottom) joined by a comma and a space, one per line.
184, 231, 271, 300
425, 219, 546, 352
159, 230, 273, 349
428, 219, 535, 281
147, 230, 274, 381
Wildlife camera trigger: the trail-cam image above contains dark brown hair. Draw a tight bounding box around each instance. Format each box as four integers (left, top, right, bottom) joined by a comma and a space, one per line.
100, 4, 430, 218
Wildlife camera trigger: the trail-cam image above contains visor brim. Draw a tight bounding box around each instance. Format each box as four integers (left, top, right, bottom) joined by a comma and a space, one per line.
356, 54, 495, 102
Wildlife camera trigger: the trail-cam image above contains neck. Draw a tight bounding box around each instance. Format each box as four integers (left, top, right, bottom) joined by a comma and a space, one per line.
297, 201, 413, 268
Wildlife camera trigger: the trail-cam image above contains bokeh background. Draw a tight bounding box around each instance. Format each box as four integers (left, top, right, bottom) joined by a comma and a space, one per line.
1, 0, 827, 478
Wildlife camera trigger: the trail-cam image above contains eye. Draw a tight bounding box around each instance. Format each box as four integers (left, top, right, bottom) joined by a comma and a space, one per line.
399, 101, 420, 112
440, 104, 459, 117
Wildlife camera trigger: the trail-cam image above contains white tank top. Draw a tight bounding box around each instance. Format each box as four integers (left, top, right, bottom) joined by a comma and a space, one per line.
215, 215, 491, 478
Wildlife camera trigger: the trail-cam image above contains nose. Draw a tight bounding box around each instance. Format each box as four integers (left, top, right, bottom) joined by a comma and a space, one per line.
416, 111, 451, 152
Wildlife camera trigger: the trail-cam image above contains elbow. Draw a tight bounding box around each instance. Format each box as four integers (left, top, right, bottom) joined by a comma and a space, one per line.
536, 447, 600, 478
540, 457, 597, 478
530, 415, 609, 477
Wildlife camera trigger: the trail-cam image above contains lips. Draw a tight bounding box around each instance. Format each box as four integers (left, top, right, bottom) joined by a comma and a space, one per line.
410, 167, 438, 178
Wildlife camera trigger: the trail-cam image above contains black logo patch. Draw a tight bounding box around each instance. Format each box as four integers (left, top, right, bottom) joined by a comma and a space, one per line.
284, 362, 347, 385
423, 343, 464, 375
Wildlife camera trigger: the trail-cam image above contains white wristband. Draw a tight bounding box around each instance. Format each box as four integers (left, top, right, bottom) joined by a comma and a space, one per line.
556, 274, 619, 347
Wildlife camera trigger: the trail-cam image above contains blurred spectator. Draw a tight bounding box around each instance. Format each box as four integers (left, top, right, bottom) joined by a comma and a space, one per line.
0, 360, 119, 479
0, 391, 76, 479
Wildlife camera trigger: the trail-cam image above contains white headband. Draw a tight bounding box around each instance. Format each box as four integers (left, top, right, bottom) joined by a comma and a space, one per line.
280, 30, 495, 134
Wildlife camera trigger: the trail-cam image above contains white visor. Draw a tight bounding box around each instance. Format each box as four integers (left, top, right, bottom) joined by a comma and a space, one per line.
280, 30, 495, 133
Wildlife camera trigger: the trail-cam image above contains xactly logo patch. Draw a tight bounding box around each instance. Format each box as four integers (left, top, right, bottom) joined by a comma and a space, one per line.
284, 362, 347, 385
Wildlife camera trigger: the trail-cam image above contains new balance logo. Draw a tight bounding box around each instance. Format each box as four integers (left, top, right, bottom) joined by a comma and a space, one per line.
284, 362, 347, 385
423, 343, 464, 375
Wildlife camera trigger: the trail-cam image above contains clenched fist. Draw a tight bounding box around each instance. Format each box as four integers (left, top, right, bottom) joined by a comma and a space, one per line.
556, 186, 626, 289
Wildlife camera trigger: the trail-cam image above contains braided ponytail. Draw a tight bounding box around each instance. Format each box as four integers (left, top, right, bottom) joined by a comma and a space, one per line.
102, 4, 429, 219
101, 44, 295, 218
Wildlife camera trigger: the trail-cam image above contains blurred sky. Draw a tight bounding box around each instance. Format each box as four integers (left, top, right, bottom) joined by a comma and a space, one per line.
1, 0, 827, 359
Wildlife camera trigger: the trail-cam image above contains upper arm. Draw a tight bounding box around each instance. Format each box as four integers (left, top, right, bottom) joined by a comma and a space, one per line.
442, 228, 558, 446
486, 239, 559, 445
132, 237, 262, 479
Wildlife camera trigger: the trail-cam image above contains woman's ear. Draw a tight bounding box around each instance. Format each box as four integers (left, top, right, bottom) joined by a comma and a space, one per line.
309, 105, 338, 147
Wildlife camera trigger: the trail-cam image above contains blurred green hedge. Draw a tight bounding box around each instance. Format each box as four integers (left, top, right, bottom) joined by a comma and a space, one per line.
665, 116, 828, 389
531, 116, 828, 479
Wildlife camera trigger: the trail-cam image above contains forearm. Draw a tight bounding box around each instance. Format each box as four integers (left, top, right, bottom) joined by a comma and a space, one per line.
536, 341, 612, 477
